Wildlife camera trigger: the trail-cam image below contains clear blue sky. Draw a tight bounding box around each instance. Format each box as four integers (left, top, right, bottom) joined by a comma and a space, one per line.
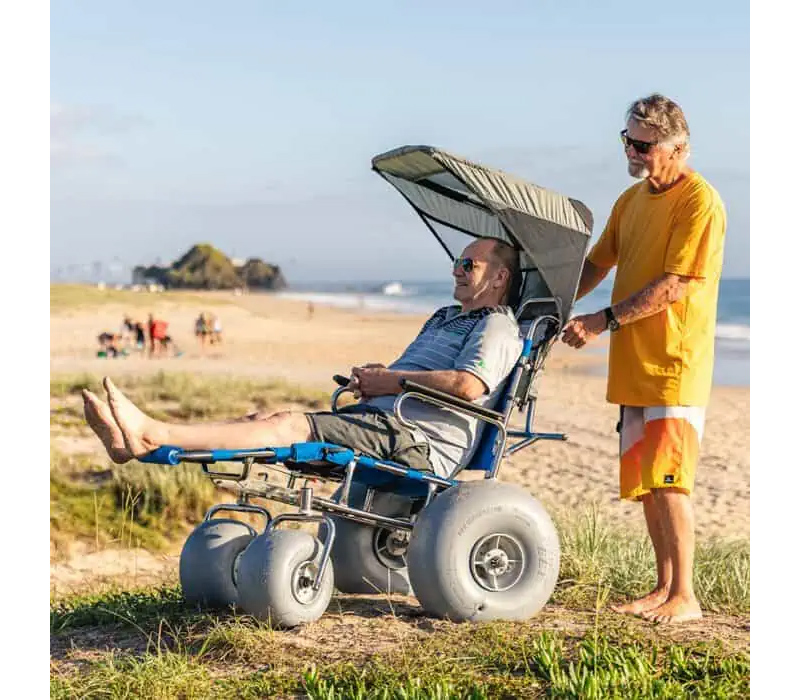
51, 0, 749, 283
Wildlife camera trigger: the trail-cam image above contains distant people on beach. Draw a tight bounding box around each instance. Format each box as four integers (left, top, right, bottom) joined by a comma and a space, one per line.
211, 314, 223, 344
134, 320, 146, 352
307, 301, 315, 320
121, 315, 147, 353
97, 332, 123, 358
195, 312, 210, 350
147, 314, 170, 357
195, 312, 222, 350
121, 316, 136, 349
97, 314, 180, 359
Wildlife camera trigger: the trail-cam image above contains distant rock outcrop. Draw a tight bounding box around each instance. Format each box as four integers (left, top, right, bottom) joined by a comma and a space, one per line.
133, 244, 288, 291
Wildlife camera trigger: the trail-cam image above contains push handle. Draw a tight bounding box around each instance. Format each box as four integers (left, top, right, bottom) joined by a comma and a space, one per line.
333, 374, 351, 387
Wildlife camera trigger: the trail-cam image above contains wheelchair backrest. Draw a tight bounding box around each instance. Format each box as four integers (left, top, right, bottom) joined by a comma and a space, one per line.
453, 297, 561, 476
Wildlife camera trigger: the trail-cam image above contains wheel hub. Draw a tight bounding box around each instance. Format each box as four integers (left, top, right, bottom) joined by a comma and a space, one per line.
292, 561, 320, 604
470, 533, 526, 592
373, 528, 409, 570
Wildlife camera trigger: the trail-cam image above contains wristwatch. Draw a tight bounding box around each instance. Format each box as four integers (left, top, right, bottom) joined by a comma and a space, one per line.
603, 306, 621, 332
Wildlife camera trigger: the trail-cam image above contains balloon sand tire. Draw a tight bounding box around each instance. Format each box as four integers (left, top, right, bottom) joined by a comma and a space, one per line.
179, 519, 257, 609
407, 481, 560, 622
236, 530, 334, 628
319, 483, 414, 595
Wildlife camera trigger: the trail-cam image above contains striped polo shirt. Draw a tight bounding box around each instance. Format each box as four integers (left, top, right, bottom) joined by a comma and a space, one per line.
366, 305, 522, 477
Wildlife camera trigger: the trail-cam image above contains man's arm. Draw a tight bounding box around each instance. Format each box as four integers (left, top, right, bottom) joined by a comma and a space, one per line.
611, 272, 695, 325
351, 367, 485, 401
576, 259, 612, 300
561, 272, 696, 348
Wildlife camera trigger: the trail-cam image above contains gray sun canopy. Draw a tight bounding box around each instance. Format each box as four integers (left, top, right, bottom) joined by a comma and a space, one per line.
372, 145, 593, 323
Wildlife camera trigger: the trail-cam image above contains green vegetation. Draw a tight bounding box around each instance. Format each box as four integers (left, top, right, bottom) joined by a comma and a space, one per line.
555, 506, 749, 615
50, 284, 233, 312
134, 243, 288, 290
51, 371, 331, 420
50, 451, 217, 555
51, 587, 749, 698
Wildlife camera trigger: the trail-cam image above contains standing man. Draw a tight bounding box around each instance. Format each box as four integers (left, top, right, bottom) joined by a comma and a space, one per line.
562, 94, 726, 624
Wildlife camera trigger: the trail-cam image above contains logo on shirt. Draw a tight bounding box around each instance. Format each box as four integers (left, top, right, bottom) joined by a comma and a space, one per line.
664, 475, 675, 484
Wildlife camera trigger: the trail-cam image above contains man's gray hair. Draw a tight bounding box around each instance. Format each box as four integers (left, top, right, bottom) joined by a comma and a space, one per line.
627, 94, 690, 146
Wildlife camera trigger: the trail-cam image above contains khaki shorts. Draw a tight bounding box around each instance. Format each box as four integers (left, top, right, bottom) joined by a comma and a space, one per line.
619, 405, 706, 501
306, 405, 433, 472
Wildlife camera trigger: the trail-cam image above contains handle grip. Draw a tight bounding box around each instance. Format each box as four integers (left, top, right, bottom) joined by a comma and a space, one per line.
333, 374, 351, 387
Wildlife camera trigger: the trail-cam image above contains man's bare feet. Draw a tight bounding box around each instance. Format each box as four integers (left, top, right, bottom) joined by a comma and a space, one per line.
103, 377, 161, 458
641, 595, 703, 624
82, 390, 132, 464
610, 587, 669, 616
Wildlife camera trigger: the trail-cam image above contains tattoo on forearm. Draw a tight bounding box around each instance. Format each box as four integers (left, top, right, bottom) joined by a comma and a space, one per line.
612, 275, 692, 326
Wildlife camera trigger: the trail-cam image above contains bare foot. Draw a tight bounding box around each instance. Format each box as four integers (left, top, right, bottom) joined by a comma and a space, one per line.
103, 377, 161, 458
82, 390, 132, 464
610, 588, 669, 616
641, 595, 703, 624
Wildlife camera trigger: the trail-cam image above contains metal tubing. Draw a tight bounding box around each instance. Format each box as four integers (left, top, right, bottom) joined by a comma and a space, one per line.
339, 459, 357, 504
300, 486, 313, 513
239, 481, 415, 531
265, 512, 337, 591
184, 449, 276, 464
201, 463, 247, 481
203, 502, 272, 527
331, 386, 355, 414
362, 488, 375, 513
314, 516, 336, 590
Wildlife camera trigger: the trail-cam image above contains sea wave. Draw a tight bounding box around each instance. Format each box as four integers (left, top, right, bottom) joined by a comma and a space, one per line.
715, 324, 750, 342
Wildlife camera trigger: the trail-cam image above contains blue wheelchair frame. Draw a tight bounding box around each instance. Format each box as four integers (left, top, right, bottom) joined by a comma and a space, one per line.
141, 298, 567, 593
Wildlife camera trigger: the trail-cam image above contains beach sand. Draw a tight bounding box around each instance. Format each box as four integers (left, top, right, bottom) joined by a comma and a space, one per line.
50, 290, 749, 540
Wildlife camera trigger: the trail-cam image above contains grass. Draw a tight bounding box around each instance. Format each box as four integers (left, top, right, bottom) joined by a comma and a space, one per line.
50, 505, 750, 697
51, 370, 331, 420
51, 588, 749, 698
50, 284, 234, 312
554, 505, 749, 616
50, 449, 221, 556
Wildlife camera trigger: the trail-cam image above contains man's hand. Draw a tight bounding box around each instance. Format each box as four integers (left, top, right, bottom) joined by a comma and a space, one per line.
561, 311, 607, 349
349, 365, 399, 399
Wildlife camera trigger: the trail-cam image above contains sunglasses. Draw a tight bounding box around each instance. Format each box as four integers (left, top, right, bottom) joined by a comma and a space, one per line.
619, 129, 659, 155
453, 257, 475, 273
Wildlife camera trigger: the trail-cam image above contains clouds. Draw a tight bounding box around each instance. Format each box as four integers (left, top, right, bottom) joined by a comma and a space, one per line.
50, 103, 148, 167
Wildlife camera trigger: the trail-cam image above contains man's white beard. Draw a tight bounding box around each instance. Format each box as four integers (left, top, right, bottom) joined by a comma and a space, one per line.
628, 161, 650, 178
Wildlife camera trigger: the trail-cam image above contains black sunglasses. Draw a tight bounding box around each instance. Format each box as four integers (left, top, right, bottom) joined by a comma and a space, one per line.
620, 129, 659, 155
453, 257, 475, 273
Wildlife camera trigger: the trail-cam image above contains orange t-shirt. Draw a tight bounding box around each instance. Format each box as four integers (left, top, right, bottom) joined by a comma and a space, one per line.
587, 171, 727, 406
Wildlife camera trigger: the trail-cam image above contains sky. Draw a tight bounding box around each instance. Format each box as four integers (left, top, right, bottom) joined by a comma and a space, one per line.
50, 0, 750, 284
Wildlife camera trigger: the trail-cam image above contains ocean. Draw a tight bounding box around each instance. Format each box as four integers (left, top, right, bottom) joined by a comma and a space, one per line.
277, 277, 750, 387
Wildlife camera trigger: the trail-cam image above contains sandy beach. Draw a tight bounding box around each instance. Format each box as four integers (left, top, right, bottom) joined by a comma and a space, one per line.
50, 290, 750, 540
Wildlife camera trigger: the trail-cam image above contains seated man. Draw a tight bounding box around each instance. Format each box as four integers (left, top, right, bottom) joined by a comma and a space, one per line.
83, 237, 523, 479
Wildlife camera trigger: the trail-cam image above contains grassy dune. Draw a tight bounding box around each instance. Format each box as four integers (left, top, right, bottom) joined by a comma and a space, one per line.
50, 370, 750, 698
50, 284, 234, 312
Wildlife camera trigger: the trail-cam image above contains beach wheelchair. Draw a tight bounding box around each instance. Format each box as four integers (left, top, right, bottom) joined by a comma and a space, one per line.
141, 146, 593, 627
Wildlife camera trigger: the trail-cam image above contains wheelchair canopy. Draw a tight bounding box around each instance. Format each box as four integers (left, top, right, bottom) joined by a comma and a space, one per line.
372, 145, 594, 323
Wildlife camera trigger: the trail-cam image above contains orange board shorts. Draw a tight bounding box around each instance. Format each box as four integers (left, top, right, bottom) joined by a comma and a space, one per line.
618, 406, 706, 501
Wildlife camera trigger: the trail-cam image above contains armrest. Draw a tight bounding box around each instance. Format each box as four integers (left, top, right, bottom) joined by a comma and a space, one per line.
398, 379, 504, 423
